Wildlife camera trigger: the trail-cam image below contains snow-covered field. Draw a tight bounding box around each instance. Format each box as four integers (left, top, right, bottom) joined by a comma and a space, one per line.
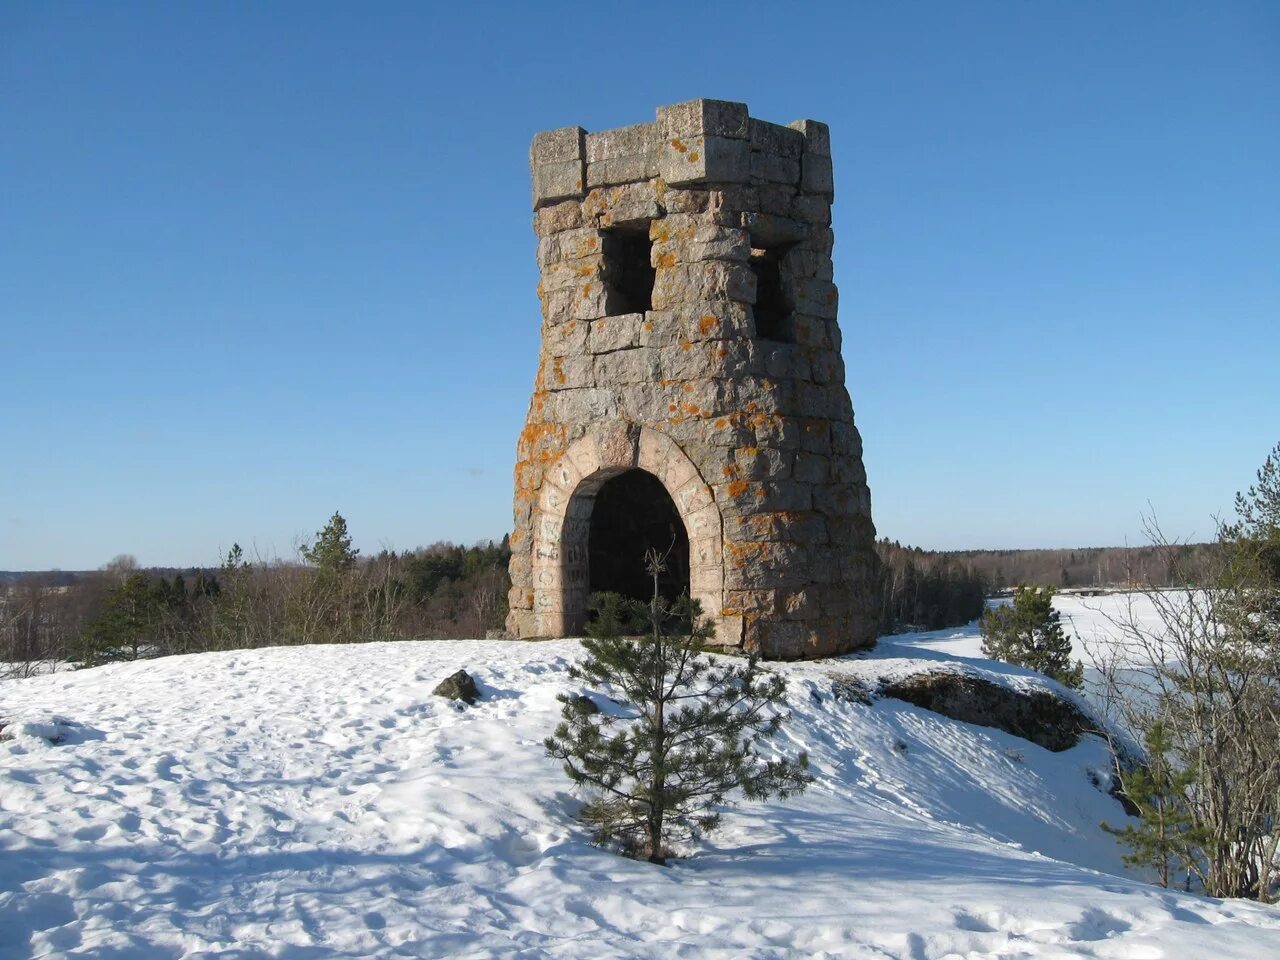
2, 596, 1278, 958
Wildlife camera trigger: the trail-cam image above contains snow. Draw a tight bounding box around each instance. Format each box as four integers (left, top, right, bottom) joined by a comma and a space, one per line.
2, 596, 1278, 958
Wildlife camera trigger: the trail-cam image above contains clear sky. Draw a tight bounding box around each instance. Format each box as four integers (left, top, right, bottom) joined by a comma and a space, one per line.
2, 1, 1277, 570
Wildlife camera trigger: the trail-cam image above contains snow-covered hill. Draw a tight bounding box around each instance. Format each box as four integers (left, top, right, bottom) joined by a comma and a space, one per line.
2, 606, 1278, 958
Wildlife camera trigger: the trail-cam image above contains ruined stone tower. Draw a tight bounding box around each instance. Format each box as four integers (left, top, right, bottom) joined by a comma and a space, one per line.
506, 99, 880, 658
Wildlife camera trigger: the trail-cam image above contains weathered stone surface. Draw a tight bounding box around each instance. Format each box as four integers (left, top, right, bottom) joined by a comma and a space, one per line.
659, 134, 750, 187
880, 671, 1095, 752
509, 100, 880, 660
658, 99, 750, 141
787, 119, 831, 157
433, 670, 480, 705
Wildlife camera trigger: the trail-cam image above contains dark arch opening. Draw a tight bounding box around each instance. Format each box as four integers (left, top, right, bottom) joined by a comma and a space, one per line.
588, 469, 690, 609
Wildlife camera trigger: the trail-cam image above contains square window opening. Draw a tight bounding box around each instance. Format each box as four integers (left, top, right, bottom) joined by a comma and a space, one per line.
602, 226, 654, 316
749, 244, 794, 342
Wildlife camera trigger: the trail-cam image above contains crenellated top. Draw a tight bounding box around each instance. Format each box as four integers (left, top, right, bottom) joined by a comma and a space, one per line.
531, 99, 833, 209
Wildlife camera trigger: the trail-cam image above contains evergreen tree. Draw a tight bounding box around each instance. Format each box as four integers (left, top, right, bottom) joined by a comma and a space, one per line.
1103, 721, 1200, 889
545, 551, 811, 864
303, 511, 359, 573
84, 572, 161, 664
980, 584, 1084, 688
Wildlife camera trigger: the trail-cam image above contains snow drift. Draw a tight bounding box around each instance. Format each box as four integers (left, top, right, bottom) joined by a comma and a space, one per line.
2, 605, 1279, 958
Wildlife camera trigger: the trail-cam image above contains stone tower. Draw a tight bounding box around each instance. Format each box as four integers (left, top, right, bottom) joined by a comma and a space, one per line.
506, 99, 880, 659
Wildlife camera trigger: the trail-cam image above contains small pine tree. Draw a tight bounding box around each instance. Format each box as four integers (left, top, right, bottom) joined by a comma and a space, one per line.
545, 550, 812, 864
980, 584, 1084, 688
1102, 721, 1200, 889
303, 511, 359, 573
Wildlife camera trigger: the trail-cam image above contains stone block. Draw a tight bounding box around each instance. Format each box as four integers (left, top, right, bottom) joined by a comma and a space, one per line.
810, 351, 844, 386
587, 313, 643, 354
713, 614, 744, 648
742, 212, 808, 247
652, 261, 755, 308
585, 122, 660, 188
657, 98, 750, 140
594, 346, 660, 384
750, 152, 801, 187
542, 318, 588, 357
801, 152, 834, 198
793, 451, 830, 485
637, 310, 682, 347
677, 301, 753, 342
794, 279, 839, 320
749, 118, 804, 159
533, 160, 585, 208
534, 200, 584, 236
537, 228, 603, 266
586, 121, 658, 162
652, 224, 750, 265
760, 343, 811, 381
787, 118, 831, 157
791, 194, 831, 226
659, 134, 750, 187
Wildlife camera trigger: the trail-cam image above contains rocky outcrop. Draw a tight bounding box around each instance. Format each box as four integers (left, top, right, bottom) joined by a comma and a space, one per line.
433, 670, 480, 706
879, 671, 1097, 752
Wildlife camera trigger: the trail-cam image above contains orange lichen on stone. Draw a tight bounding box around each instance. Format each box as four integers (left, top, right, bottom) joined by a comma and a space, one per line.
671, 138, 687, 153
699, 314, 717, 336
658, 252, 677, 269
643, 320, 654, 332
679, 338, 692, 351
727, 479, 750, 498
715, 418, 729, 429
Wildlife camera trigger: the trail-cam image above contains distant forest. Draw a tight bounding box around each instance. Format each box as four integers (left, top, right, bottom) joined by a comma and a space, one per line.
1, 534, 1216, 673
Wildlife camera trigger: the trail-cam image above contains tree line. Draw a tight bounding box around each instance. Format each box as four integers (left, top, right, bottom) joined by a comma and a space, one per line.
0, 513, 511, 674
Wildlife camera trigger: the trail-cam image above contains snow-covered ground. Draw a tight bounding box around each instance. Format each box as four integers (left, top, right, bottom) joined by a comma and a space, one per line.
2, 597, 1278, 958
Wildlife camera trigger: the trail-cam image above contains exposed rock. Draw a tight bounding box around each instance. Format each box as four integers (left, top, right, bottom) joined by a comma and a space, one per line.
566, 694, 600, 716
879, 671, 1096, 753
433, 670, 480, 706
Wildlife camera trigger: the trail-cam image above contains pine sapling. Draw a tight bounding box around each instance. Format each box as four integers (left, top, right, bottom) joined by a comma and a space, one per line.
545, 549, 812, 864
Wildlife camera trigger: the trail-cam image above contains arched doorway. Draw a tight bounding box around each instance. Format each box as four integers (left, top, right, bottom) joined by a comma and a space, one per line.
587, 469, 690, 608
527, 425, 729, 642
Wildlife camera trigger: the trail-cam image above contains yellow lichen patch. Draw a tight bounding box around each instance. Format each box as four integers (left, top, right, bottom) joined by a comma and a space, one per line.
725, 540, 764, 566
553, 357, 566, 385
670, 138, 687, 153
679, 338, 692, 351
658, 252, 677, 269
688, 151, 699, 163
714, 418, 729, 429
576, 264, 593, 277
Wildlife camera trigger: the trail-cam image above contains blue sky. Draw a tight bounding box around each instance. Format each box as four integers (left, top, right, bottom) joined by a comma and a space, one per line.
2, 1, 1277, 569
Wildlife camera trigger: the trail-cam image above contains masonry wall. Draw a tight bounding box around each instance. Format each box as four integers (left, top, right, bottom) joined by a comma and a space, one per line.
507, 99, 881, 659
